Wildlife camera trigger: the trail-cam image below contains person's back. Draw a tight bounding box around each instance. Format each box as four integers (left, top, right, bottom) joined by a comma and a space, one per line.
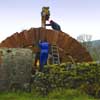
39, 42, 49, 53
45, 20, 61, 31
50, 20, 61, 31
39, 40, 49, 71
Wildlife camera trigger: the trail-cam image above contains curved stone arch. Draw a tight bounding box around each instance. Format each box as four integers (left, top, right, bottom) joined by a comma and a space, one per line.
0, 28, 92, 62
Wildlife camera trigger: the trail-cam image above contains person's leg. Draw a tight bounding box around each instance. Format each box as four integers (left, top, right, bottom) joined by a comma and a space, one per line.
33, 53, 38, 74
44, 53, 48, 65
40, 52, 48, 71
40, 53, 44, 72
34, 53, 38, 66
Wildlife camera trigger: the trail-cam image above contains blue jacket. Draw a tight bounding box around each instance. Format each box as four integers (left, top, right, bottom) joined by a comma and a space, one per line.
39, 42, 49, 53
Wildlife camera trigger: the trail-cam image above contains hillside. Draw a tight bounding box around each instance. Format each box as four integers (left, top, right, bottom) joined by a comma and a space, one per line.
86, 40, 100, 61
91, 40, 100, 47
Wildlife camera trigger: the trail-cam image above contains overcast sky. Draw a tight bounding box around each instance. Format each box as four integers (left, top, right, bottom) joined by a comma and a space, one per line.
0, 0, 100, 42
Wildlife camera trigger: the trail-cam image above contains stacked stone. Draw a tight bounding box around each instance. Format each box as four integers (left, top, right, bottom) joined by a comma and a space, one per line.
0, 48, 32, 91
0, 28, 92, 62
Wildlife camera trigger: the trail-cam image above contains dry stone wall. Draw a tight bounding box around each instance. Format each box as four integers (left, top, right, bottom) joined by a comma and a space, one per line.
0, 28, 92, 62
0, 48, 33, 91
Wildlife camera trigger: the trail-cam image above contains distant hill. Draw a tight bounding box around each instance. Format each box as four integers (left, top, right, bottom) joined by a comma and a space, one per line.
86, 40, 100, 61
91, 40, 100, 47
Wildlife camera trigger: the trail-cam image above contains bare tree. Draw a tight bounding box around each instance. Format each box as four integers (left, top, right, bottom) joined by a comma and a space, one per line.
77, 34, 92, 49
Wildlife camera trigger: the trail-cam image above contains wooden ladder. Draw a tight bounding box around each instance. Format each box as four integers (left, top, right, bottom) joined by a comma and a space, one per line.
51, 44, 60, 64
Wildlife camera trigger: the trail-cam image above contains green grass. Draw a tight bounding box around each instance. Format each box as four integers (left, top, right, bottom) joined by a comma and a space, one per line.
0, 89, 98, 100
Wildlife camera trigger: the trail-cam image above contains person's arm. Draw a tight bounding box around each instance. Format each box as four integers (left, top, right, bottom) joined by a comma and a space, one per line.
45, 24, 51, 26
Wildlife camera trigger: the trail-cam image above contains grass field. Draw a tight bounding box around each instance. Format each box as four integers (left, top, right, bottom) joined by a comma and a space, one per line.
0, 89, 98, 100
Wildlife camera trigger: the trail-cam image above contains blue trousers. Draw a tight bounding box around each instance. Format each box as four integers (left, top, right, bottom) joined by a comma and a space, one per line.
40, 52, 48, 71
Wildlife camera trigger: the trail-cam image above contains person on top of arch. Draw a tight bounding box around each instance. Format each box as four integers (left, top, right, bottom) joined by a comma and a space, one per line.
46, 20, 61, 31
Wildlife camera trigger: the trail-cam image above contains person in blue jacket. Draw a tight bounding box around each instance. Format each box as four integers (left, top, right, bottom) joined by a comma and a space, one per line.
39, 39, 49, 71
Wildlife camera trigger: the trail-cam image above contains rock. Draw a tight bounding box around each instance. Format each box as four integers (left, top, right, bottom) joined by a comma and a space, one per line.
0, 48, 33, 91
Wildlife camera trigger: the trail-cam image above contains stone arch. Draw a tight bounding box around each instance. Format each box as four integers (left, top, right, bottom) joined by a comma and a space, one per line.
0, 28, 92, 62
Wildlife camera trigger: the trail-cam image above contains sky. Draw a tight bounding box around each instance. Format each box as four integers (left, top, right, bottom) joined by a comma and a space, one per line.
0, 0, 100, 42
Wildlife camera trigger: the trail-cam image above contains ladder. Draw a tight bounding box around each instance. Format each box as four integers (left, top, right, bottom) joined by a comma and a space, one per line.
51, 44, 60, 64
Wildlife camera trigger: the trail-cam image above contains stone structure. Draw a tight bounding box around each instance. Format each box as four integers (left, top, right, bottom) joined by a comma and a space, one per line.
0, 48, 32, 91
0, 28, 92, 62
